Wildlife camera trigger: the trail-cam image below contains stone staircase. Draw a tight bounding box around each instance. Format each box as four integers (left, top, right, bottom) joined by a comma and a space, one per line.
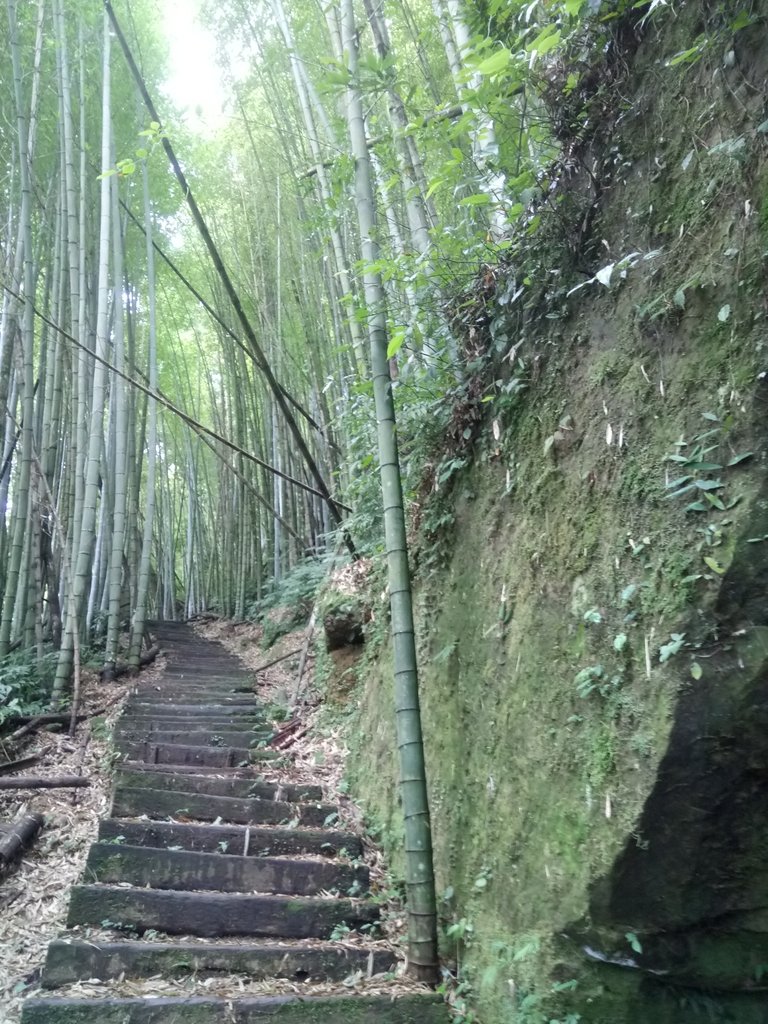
21, 622, 445, 1024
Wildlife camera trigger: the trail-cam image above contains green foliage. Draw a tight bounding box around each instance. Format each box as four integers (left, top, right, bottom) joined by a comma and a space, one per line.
249, 554, 336, 626
0, 649, 55, 727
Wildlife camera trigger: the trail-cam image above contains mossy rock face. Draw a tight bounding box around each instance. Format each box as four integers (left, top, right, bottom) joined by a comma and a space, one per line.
342, 2, 768, 1020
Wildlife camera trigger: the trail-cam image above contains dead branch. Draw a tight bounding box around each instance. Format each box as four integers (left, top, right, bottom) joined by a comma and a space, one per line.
0, 812, 44, 873
0, 775, 90, 791
100, 644, 159, 682
9, 693, 124, 741
0, 753, 43, 776
291, 609, 318, 709
254, 647, 302, 673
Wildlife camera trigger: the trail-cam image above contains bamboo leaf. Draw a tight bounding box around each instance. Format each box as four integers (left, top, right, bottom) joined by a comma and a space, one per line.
475, 48, 512, 75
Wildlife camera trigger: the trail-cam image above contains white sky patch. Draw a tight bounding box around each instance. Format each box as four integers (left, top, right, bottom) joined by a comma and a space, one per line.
160, 0, 228, 134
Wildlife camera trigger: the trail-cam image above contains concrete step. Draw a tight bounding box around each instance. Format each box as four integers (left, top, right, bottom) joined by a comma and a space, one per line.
84, 842, 369, 895
110, 787, 335, 827
67, 884, 379, 939
115, 742, 280, 768
42, 938, 396, 987
114, 730, 272, 748
115, 768, 323, 803
22, 994, 447, 1024
98, 819, 363, 858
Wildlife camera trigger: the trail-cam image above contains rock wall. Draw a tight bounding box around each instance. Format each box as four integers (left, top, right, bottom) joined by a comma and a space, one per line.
341, 3, 768, 1020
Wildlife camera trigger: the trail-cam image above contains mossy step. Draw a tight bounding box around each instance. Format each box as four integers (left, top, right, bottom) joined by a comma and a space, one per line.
99, 819, 362, 858
125, 696, 266, 708
124, 703, 266, 716
115, 742, 280, 768
115, 769, 323, 803
110, 787, 335, 827
160, 672, 254, 681
84, 843, 369, 895
42, 937, 396, 987
115, 731, 272, 748
154, 682, 253, 691
22, 994, 446, 1024
128, 695, 264, 706
110, 763, 271, 780
121, 714, 269, 729
67, 885, 379, 939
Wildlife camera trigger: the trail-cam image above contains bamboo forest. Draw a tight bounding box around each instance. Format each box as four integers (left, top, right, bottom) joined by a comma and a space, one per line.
2, 0, 768, 1022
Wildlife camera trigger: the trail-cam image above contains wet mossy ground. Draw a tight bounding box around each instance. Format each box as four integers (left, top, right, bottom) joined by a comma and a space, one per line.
339, 3, 768, 1022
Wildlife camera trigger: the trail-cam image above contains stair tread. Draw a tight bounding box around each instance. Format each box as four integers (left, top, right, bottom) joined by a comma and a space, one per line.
85, 841, 368, 895
67, 884, 379, 939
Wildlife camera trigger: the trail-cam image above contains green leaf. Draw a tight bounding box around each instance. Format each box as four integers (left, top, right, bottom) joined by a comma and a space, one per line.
701, 411, 720, 421
665, 483, 697, 499
694, 479, 723, 491
703, 491, 726, 510
704, 555, 726, 574
665, 475, 692, 490
727, 451, 753, 466
684, 501, 708, 512
386, 329, 406, 360
673, 287, 686, 309
620, 584, 638, 605
459, 193, 492, 206
476, 48, 512, 75
625, 931, 643, 954
730, 10, 754, 30
613, 633, 628, 652
667, 43, 704, 67
659, 633, 685, 663
717, 304, 731, 322
564, 0, 586, 14
528, 26, 561, 57
690, 662, 703, 680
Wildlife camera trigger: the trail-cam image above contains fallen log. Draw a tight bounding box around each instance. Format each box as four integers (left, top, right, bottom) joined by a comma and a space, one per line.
0, 753, 43, 776
100, 644, 160, 682
9, 693, 124, 741
0, 775, 90, 791
0, 812, 44, 872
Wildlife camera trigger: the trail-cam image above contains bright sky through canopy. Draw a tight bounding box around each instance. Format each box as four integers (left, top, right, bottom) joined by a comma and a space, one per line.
161, 0, 227, 133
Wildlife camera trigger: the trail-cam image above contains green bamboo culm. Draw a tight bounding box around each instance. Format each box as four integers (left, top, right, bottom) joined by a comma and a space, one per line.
339, 0, 439, 985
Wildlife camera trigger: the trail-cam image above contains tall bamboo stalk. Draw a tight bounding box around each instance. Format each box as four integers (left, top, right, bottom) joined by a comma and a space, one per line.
340, 0, 438, 984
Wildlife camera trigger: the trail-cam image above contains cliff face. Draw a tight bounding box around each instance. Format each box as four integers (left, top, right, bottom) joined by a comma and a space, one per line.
337, 3, 768, 1021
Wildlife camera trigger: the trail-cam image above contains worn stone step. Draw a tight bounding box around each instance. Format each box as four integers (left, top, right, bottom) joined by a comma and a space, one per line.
131, 684, 253, 692
99, 819, 362, 858
161, 670, 254, 680
115, 730, 271, 748
128, 692, 264, 703
22, 993, 447, 1024
116, 742, 279, 767
125, 697, 265, 709
117, 716, 268, 733
124, 703, 267, 717
42, 938, 397, 987
110, 763, 272, 780
115, 768, 323, 803
67, 885, 379, 939
111, 787, 336, 828
85, 842, 369, 895
131, 688, 256, 700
